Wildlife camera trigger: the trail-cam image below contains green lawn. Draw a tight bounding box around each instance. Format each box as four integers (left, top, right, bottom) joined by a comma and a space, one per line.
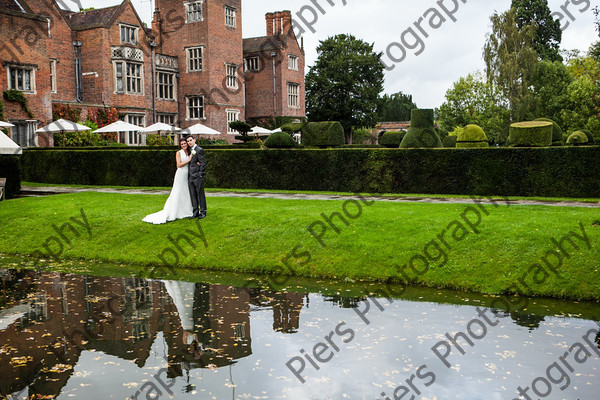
1, 192, 599, 300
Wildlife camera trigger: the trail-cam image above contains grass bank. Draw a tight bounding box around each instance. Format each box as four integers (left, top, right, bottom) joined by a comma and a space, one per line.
0, 192, 599, 300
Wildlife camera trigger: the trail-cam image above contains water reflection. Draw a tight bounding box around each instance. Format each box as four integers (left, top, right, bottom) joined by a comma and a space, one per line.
0, 269, 305, 399
0, 268, 598, 400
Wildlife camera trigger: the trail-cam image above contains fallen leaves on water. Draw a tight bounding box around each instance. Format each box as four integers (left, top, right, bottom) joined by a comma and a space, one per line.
10, 356, 33, 367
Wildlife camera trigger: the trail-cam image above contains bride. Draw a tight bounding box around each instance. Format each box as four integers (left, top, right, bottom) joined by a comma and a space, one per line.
143, 138, 194, 224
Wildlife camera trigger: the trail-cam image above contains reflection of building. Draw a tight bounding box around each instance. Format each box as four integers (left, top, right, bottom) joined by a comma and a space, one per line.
249, 289, 305, 334
0, 270, 310, 398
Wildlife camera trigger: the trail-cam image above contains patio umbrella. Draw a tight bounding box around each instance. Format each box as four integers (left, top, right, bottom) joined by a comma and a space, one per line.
0, 131, 21, 155
181, 123, 221, 136
95, 120, 144, 145
35, 119, 91, 148
0, 121, 15, 128
94, 120, 143, 133
249, 126, 274, 135
142, 122, 181, 136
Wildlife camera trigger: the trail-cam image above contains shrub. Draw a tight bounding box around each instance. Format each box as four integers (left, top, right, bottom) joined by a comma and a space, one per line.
0, 155, 21, 198
264, 132, 296, 148
146, 135, 174, 146
534, 117, 563, 146
380, 131, 405, 148
508, 121, 553, 147
22, 147, 600, 198
400, 109, 443, 148
301, 121, 345, 147
230, 120, 252, 143
580, 129, 595, 145
566, 131, 589, 145
456, 124, 489, 148
281, 122, 304, 133
442, 136, 458, 148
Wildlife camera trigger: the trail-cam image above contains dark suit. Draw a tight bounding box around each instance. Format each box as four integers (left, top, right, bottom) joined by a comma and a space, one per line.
188, 145, 207, 217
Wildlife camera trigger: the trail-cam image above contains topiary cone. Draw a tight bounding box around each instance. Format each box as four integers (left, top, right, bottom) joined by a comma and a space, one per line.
399, 109, 442, 148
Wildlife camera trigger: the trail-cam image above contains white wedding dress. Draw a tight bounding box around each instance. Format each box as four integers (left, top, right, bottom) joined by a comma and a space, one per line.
143, 150, 194, 224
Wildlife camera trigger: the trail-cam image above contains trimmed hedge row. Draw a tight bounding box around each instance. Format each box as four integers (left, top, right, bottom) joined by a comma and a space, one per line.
22, 147, 600, 197
0, 155, 22, 199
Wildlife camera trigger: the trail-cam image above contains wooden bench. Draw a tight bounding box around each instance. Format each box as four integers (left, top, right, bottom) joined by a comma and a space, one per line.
0, 178, 6, 201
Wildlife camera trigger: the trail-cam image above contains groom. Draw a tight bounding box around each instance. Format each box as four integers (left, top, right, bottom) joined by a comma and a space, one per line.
185, 135, 207, 219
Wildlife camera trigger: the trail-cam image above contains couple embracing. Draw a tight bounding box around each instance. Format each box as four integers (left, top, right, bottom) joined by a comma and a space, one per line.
143, 136, 207, 224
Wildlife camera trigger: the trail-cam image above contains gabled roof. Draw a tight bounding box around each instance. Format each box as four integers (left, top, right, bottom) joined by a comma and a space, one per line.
65, 4, 121, 30
0, 0, 31, 14
243, 29, 296, 54
64, 0, 149, 35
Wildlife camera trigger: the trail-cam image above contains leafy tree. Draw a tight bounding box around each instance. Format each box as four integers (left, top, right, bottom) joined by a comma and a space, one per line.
484, 8, 538, 122
375, 92, 417, 122
530, 61, 573, 127
229, 120, 253, 143
438, 72, 510, 145
560, 55, 600, 140
512, 0, 562, 62
306, 34, 384, 143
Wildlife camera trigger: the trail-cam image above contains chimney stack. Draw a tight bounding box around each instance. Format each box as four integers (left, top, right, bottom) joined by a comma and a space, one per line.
266, 10, 292, 36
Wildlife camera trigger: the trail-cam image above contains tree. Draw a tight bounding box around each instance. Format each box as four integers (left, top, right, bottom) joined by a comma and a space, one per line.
438, 72, 510, 145
375, 92, 417, 122
229, 120, 252, 143
305, 34, 384, 143
511, 0, 562, 62
530, 61, 573, 127
560, 55, 600, 139
484, 8, 538, 122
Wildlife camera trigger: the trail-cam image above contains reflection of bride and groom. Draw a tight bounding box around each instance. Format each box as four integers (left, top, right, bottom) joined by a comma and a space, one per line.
162, 281, 252, 374
143, 136, 207, 224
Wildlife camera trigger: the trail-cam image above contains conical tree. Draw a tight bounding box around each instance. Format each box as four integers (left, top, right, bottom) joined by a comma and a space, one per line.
399, 109, 442, 148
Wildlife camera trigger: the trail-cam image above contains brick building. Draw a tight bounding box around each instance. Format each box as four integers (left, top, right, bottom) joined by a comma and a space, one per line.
0, 0, 305, 146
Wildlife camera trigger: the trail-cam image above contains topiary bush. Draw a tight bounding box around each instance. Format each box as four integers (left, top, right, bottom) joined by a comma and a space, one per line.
400, 109, 442, 148
301, 121, 345, 147
379, 131, 405, 148
580, 129, 594, 145
456, 124, 489, 148
566, 131, 589, 146
264, 132, 296, 148
534, 118, 563, 146
508, 121, 553, 147
281, 122, 304, 133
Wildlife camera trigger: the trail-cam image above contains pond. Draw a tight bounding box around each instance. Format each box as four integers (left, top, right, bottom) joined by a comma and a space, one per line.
0, 259, 598, 400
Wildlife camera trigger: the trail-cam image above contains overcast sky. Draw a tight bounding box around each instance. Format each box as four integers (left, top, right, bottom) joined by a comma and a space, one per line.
76, 0, 598, 108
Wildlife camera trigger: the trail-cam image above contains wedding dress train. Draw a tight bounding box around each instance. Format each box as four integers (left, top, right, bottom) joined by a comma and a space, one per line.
142, 150, 194, 224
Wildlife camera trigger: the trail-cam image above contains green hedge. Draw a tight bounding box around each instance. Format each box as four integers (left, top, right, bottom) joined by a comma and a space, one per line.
0, 155, 22, 198
301, 122, 345, 147
442, 136, 458, 148
379, 131, 405, 148
264, 132, 296, 148
22, 148, 600, 197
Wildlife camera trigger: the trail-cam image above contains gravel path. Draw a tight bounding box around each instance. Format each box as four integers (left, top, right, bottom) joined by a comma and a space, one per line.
19, 185, 600, 208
